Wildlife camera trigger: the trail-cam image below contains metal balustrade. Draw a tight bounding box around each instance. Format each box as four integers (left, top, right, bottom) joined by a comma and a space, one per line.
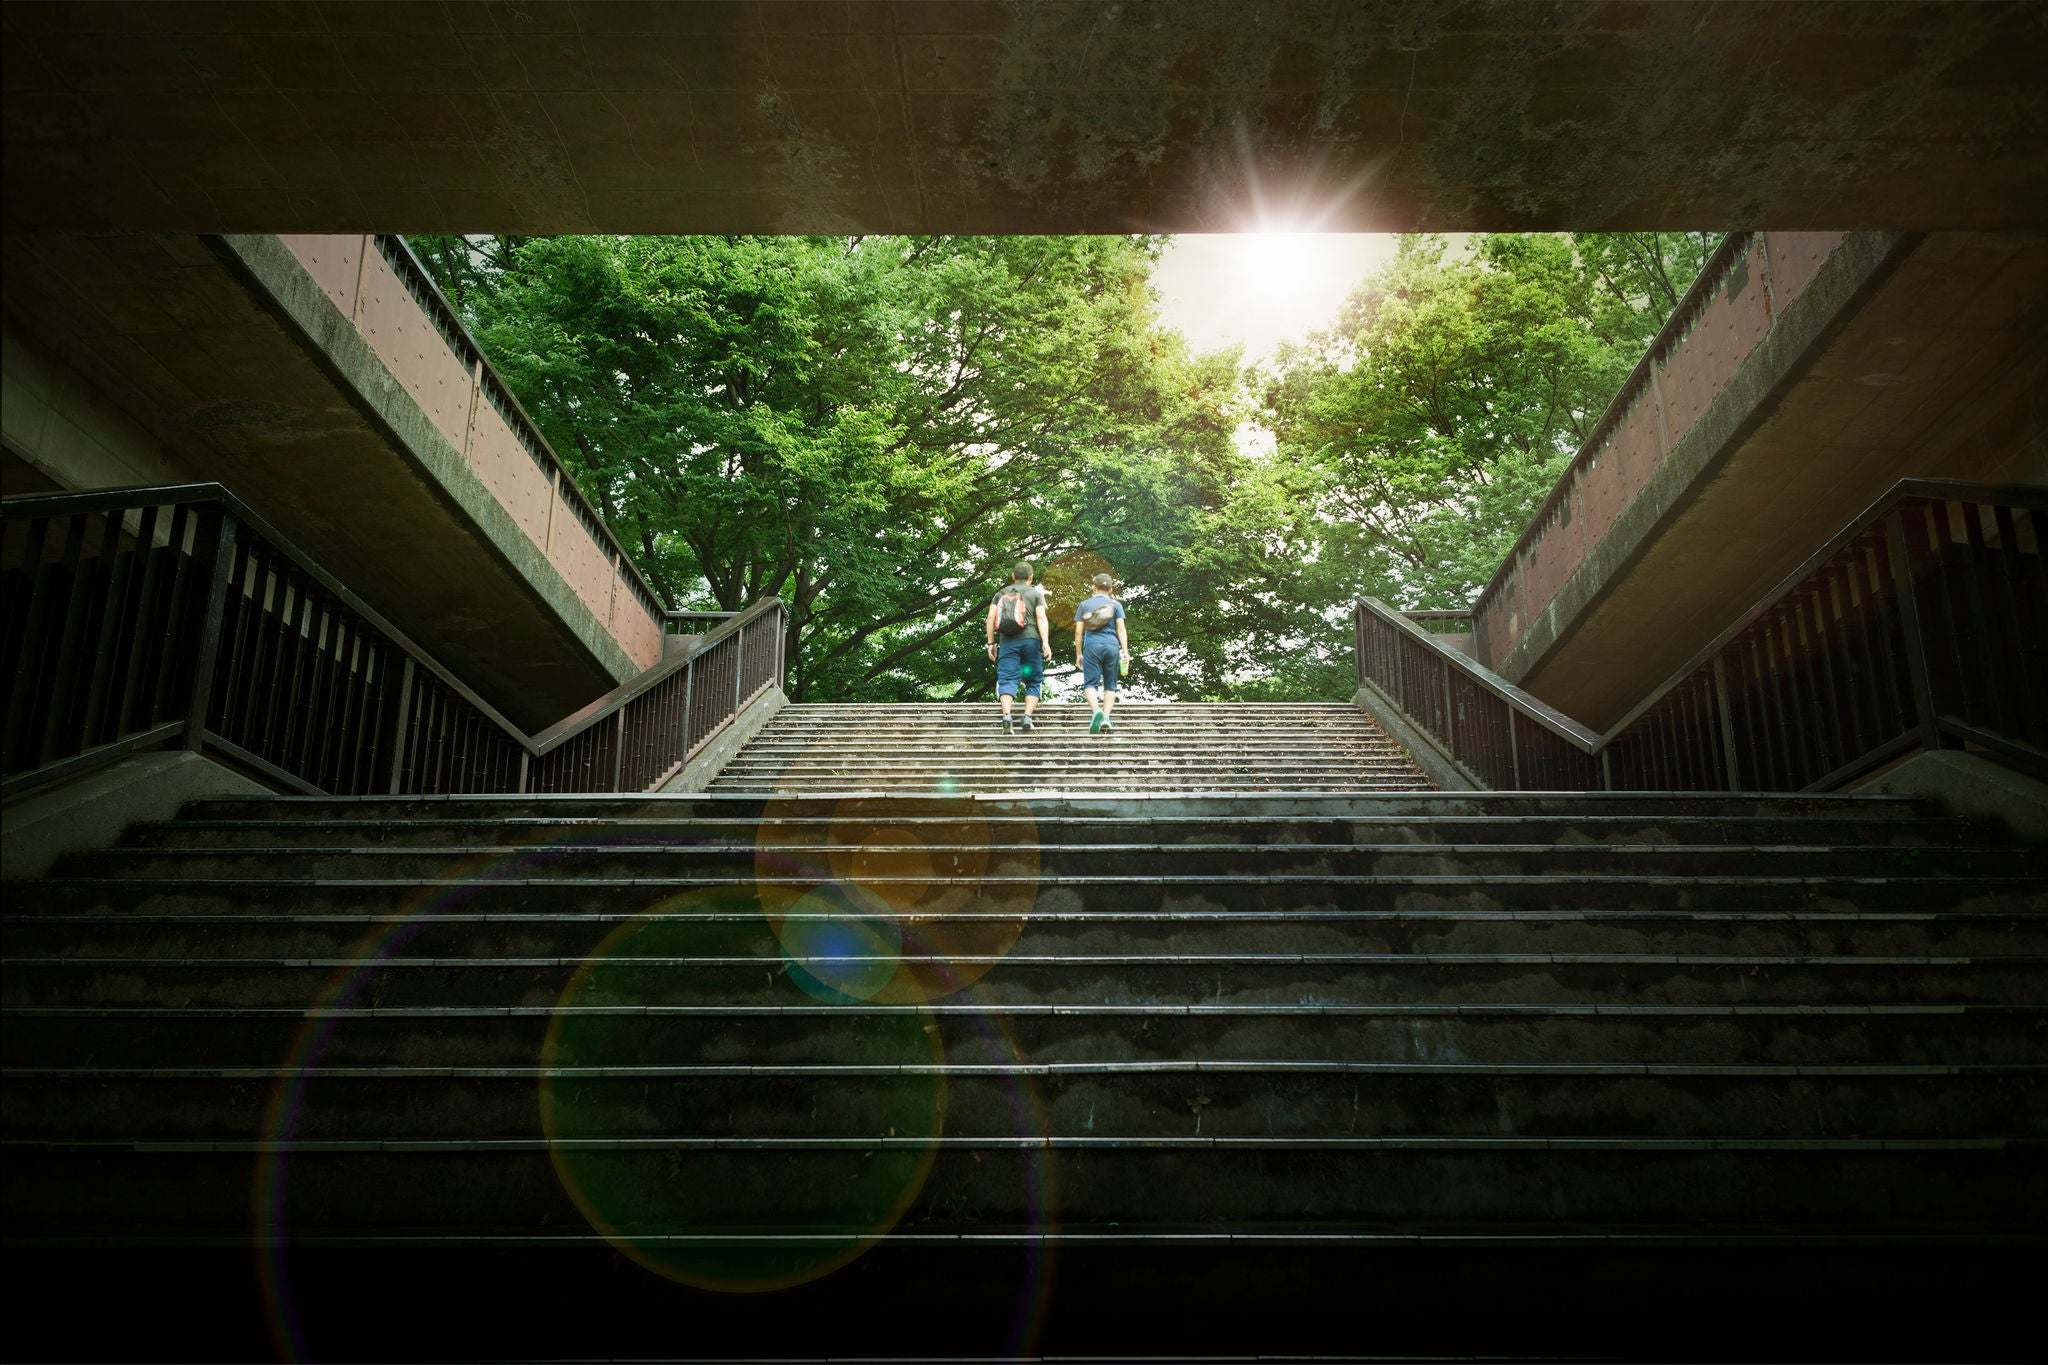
1356, 480, 2047, 792
2, 485, 786, 799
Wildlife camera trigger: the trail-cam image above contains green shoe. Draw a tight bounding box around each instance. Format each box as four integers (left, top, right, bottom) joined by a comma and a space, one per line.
1090, 710, 1104, 734
1101, 716, 1115, 731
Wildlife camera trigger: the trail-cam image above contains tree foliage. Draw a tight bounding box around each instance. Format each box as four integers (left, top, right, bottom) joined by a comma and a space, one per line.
417, 233, 1254, 701
1257, 232, 1717, 612
413, 231, 1715, 703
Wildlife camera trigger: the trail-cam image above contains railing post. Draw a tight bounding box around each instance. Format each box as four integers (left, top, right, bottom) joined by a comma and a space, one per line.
610, 709, 627, 792
1354, 606, 1365, 689
461, 358, 482, 465
679, 655, 697, 754
1711, 655, 1742, 790
1883, 507, 1943, 751
543, 469, 560, 554
1441, 654, 1456, 755
183, 514, 239, 752
384, 657, 416, 794
1506, 709, 1522, 790
732, 628, 746, 715
350, 234, 371, 324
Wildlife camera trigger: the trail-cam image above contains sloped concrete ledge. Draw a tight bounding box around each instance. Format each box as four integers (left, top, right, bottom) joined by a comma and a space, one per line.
660, 685, 789, 794
212, 233, 639, 689
1493, 231, 1919, 690
1352, 684, 1476, 792
1853, 750, 2048, 846
1, 750, 269, 880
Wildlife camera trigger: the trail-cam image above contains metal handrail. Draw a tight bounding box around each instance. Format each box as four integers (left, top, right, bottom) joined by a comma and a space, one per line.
2, 485, 787, 798
2, 482, 530, 740
378, 235, 672, 625
1357, 477, 2048, 792
1596, 478, 2046, 743
1362, 603, 1603, 751
529, 597, 782, 754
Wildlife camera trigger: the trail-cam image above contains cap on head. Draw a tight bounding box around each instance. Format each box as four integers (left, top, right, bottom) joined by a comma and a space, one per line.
1012, 561, 1035, 582
1091, 573, 1115, 590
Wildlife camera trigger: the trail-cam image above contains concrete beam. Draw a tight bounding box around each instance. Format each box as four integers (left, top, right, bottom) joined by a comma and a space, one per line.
3, 2, 2045, 234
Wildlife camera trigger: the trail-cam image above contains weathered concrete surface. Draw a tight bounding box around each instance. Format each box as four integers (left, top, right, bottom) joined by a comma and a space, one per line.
0, 230, 643, 729
0, 750, 267, 880
1, 320, 198, 495
1853, 749, 2048, 844
658, 684, 789, 794
2, 2, 2044, 234
1493, 230, 2048, 729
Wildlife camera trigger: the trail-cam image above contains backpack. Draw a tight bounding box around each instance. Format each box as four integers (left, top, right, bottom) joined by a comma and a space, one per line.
996, 587, 1030, 638
1078, 598, 1117, 632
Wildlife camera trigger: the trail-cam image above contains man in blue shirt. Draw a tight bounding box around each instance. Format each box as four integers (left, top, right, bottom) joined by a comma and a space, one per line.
1072, 573, 1128, 733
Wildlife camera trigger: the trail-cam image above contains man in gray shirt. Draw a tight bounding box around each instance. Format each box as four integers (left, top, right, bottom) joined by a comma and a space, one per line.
985, 561, 1051, 734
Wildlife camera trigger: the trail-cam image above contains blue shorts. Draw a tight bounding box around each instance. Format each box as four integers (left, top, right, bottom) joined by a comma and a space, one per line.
1081, 632, 1120, 691
996, 637, 1042, 698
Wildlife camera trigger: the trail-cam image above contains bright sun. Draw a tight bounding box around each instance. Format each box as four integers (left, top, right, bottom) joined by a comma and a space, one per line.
1231, 231, 1329, 301
1150, 232, 1394, 364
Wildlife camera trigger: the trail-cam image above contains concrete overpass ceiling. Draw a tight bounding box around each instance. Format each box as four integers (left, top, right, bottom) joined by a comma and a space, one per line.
3, 1, 2045, 235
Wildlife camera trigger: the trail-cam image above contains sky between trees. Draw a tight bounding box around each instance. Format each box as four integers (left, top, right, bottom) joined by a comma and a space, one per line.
411, 230, 1714, 704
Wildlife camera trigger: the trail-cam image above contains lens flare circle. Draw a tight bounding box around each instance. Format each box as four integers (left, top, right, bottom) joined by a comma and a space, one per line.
1039, 550, 1119, 638
755, 782, 1041, 1005
540, 886, 947, 1293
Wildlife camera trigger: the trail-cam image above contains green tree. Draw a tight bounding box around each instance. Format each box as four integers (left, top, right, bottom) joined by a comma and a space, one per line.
416, 230, 1712, 705
424, 233, 1252, 701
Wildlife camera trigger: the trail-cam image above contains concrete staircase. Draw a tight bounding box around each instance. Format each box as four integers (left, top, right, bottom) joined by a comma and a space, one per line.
710, 701, 1434, 792
3, 716, 2045, 1355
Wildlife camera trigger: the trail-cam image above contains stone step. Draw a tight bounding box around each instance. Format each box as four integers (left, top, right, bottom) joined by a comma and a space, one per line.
6, 771, 2038, 1278
7, 1142, 2041, 1234
6, 1062, 2039, 1141
51, 842, 2038, 883
9, 1001, 2035, 1068
8, 951, 2038, 1009
119, 813, 1991, 851
12, 908, 2043, 960
728, 741, 1416, 754
18, 873, 2040, 918
167, 793, 1945, 822
712, 785, 1433, 794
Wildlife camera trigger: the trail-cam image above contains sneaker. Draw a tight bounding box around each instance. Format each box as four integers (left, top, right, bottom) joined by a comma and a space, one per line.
1089, 710, 1104, 734
1102, 716, 1115, 731
1021, 714, 1035, 732
1000, 715, 1014, 735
